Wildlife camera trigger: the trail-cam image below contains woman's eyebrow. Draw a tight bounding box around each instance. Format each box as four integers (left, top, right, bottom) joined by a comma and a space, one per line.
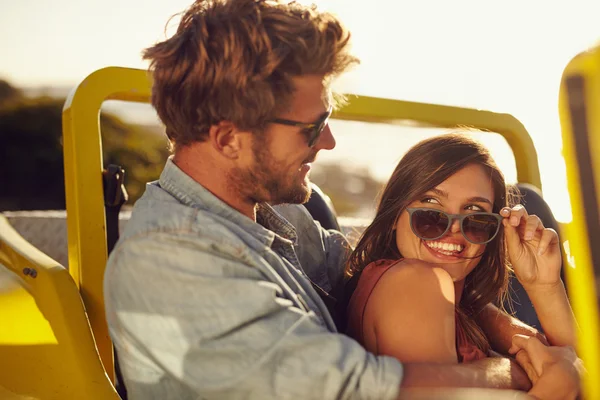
430, 188, 448, 198
429, 189, 492, 206
467, 196, 493, 206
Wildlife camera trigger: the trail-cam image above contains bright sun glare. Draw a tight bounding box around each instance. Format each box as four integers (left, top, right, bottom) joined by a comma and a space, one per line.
1, 0, 599, 222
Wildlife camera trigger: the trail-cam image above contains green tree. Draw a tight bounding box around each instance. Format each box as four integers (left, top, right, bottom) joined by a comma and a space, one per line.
0, 84, 169, 211
100, 114, 170, 203
0, 97, 66, 210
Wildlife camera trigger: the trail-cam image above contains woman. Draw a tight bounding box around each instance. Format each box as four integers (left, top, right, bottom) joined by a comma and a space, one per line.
345, 134, 576, 366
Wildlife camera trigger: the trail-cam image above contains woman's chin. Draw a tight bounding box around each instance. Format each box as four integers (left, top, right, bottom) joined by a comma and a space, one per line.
420, 244, 470, 281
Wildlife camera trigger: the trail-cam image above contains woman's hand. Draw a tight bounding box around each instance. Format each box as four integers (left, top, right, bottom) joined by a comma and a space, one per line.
500, 205, 562, 289
509, 334, 584, 400
501, 205, 577, 348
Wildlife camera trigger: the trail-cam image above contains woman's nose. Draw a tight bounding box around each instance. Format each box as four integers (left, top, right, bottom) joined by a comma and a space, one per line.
449, 218, 461, 233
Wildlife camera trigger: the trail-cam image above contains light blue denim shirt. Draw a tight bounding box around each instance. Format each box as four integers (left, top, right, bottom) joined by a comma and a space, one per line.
104, 158, 403, 400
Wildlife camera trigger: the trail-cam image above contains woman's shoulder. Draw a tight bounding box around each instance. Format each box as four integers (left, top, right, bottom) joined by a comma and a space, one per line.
363, 258, 459, 363
365, 258, 457, 326
375, 258, 455, 296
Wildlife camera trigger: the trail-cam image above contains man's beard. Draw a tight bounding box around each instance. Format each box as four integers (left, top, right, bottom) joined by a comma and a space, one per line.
229, 137, 313, 205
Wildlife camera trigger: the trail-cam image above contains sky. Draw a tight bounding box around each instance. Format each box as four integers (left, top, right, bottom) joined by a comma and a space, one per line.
1, 0, 599, 221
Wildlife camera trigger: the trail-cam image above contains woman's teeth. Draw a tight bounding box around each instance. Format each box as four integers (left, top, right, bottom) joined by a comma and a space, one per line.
425, 241, 465, 255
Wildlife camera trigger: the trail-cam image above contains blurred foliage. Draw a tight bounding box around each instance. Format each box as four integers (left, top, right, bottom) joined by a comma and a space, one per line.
0, 80, 169, 211
0, 80, 22, 106
100, 113, 169, 204
311, 163, 383, 217
0, 96, 66, 210
0, 79, 380, 217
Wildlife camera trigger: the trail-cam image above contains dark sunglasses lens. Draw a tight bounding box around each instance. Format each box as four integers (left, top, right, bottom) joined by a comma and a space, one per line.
308, 120, 327, 146
309, 111, 331, 146
463, 214, 500, 244
304, 127, 318, 146
411, 210, 449, 239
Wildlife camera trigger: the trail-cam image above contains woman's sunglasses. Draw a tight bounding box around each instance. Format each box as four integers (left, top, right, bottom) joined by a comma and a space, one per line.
406, 207, 504, 245
269, 106, 332, 147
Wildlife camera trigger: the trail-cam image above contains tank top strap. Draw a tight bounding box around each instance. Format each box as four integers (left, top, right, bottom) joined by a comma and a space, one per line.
345, 259, 400, 344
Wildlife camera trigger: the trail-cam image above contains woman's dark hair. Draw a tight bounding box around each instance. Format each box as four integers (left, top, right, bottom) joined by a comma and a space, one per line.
345, 133, 518, 353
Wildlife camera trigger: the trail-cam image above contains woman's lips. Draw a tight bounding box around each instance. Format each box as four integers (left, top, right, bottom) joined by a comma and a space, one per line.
423, 240, 464, 261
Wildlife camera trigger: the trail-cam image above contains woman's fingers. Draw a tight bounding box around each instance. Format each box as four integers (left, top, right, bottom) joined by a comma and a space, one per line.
501, 211, 521, 253
522, 215, 544, 241
501, 207, 547, 250
501, 204, 528, 227
537, 228, 559, 256
515, 349, 539, 384
509, 334, 548, 376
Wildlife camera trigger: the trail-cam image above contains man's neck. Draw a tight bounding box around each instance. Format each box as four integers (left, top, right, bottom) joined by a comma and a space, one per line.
172, 146, 258, 221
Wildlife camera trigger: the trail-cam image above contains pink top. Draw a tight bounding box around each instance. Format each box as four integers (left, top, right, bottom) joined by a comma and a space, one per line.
346, 259, 487, 363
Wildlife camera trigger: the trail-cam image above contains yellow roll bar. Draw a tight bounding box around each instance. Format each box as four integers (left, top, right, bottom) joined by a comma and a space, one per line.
0, 216, 119, 399
62, 67, 153, 379
62, 66, 542, 380
558, 44, 600, 399
335, 96, 541, 188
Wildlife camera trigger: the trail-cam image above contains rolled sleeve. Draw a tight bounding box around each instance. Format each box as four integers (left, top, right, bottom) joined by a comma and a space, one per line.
105, 234, 402, 400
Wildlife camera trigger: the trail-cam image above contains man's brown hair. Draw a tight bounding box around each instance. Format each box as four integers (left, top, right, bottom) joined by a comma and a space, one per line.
143, 0, 359, 148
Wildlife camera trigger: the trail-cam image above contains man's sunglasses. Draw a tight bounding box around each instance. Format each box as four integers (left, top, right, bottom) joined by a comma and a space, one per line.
406, 208, 504, 245
269, 106, 332, 147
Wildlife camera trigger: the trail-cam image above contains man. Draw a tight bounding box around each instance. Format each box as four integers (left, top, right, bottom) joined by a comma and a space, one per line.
104, 1, 583, 399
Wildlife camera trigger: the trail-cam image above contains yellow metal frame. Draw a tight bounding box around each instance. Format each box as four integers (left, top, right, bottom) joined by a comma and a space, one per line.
335, 96, 541, 188
0, 216, 119, 399
62, 68, 152, 377
62, 66, 542, 380
558, 44, 600, 399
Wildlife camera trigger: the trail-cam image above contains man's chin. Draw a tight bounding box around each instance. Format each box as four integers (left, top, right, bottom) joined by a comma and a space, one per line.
273, 180, 312, 205
297, 177, 313, 203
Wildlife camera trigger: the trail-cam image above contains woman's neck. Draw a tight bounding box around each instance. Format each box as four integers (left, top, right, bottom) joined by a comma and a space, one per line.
454, 280, 465, 304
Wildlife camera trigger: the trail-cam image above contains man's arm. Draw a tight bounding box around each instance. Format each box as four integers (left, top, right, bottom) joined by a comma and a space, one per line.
475, 303, 548, 355
106, 233, 402, 400
107, 233, 535, 399
401, 357, 532, 391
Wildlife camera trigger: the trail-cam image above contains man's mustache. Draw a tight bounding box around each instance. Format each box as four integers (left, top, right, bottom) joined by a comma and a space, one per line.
302, 153, 318, 164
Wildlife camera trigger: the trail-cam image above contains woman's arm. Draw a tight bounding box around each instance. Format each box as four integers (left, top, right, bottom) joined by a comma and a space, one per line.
522, 281, 577, 348
476, 303, 548, 356
501, 206, 578, 348
364, 259, 458, 363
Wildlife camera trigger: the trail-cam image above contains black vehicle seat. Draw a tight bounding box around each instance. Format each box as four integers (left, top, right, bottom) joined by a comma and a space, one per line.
303, 183, 341, 231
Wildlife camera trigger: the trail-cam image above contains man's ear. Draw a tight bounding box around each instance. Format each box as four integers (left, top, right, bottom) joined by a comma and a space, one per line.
207, 121, 244, 159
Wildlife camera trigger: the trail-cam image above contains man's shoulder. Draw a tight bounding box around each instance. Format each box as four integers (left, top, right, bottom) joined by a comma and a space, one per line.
123, 185, 226, 235
116, 185, 247, 258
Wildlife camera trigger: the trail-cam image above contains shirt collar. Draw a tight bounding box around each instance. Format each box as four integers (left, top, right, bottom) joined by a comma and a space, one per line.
158, 158, 298, 248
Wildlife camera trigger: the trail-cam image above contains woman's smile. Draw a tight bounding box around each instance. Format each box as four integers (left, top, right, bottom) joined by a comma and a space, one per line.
423, 239, 465, 257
